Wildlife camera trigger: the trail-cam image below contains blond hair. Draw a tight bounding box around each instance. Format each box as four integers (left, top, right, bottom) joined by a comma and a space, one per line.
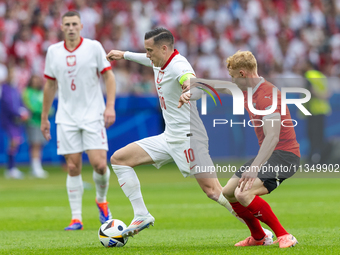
226, 51, 257, 72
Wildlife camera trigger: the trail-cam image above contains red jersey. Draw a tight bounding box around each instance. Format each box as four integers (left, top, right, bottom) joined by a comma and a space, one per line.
243, 78, 300, 157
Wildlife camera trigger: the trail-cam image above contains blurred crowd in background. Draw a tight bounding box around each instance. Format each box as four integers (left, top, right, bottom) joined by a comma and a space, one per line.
1, 0, 340, 176
0, 0, 340, 95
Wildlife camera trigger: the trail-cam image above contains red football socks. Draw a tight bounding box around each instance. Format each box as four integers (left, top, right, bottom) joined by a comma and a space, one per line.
231, 201, 266, 240
247, 195, 288, 237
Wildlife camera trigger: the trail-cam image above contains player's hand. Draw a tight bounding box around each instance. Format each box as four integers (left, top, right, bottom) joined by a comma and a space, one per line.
104, 107, 116, 128
106, 50, 125, 62
238, 166, 258, 192
178, 92, 191, 108
181, 79, 191, 93
41, 119, 51, 141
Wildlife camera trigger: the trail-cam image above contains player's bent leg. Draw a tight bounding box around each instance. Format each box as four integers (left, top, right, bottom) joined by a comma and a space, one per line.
194, 174, 246, 225
110, 142, 154, 167
87, 149, 112, 224
194, 173, 222, 201
64, 153, 83, 230
112, 163, 155, 237
111, 143, 155, 237
222, 175, 240, 203
235, 178, 295, 247
223, 177, 273, 246
234, 178, 269, 207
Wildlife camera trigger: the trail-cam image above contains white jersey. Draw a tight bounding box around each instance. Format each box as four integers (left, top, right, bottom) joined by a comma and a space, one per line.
124, 50, 208, 141
44, 37, 111, 125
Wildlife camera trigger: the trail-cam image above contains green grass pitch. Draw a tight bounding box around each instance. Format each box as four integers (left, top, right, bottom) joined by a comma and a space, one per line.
0, 163, 339, 254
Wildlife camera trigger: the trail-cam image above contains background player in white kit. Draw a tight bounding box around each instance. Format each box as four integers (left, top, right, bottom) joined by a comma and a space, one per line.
106, 28, 273, 241
41, 11, 116, 230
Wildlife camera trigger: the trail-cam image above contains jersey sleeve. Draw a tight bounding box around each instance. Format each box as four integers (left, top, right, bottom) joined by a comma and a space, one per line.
95, 41, 112, 74
258, 87, 281, 119
124, 52, 152, 67
172, 59, 195, 84
44, 47, 56, 80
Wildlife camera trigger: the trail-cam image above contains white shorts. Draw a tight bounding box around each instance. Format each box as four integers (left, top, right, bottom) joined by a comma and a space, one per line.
135, 133, 214, 177
57, 120, 108, 155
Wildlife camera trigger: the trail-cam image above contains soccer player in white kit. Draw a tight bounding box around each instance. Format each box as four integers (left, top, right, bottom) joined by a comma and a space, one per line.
106, 28, 274, 241
41, 11, 117, 230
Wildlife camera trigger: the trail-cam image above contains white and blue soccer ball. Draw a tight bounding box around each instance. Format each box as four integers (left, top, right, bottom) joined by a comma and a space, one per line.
98, 219, 128, 247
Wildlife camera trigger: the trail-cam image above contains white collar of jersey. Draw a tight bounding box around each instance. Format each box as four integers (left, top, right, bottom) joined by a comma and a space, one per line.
161, 49, 179, 70
252, 76, 264, 95
64, 37, 84, 53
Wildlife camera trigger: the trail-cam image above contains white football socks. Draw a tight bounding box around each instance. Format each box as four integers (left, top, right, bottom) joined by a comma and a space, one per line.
31, 158, 42, 172
217, 192, 245, 224
112, 165, 148, 217
93, 167, 110, 203
66, 174, 84, 221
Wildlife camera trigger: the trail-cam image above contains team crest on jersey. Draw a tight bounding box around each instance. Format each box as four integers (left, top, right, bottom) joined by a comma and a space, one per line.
66, 55, 76, 66
157, 71, 164, 84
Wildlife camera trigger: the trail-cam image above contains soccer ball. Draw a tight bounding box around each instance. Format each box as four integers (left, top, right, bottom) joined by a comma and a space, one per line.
98, 219, 128, 247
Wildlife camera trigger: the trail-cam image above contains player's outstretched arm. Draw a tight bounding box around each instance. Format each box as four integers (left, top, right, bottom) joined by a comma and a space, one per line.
106, 50, 125, 61
106, 50, 152, 67
102, 70, 116, 128
41, 78, 57, 141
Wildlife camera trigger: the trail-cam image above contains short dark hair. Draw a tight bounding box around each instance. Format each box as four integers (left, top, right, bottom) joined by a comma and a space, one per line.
145, 27, 174, 48
62, 11, 81, 20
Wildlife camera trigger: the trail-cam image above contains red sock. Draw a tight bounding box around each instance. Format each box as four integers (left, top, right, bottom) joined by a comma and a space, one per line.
230, 202, 265, 240
247, 196, 288, 237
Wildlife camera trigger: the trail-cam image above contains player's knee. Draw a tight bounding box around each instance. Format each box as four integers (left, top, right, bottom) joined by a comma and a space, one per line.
93, 161, 107, 174
110, 153, 119, 165
234, 189, 249, 204
110, 151, 126, 165
67, 162, 80, 176
202, 186, 219, 201
222, 186, 235, 201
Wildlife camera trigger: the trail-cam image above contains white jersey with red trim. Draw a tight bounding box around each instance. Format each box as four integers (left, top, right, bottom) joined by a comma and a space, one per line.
44, 37, 111, 125
125, 50, 208, 141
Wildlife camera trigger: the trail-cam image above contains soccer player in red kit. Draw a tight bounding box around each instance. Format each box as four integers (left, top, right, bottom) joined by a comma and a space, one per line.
179, 50, 300, 248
